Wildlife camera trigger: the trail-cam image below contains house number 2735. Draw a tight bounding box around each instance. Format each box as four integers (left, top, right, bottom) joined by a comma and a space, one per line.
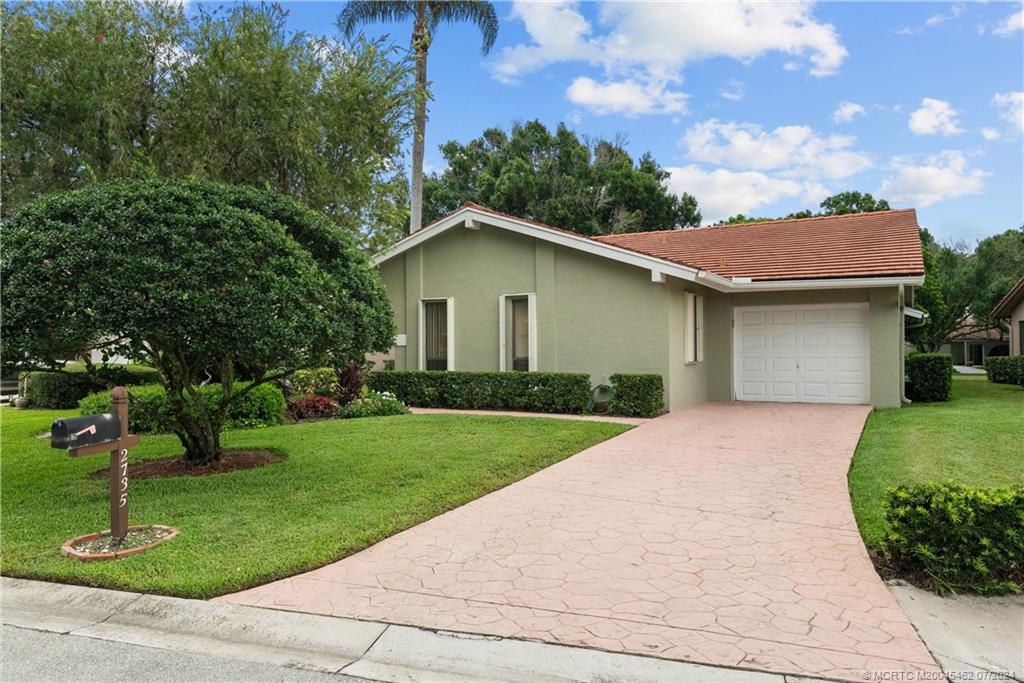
118, 448, 128, 508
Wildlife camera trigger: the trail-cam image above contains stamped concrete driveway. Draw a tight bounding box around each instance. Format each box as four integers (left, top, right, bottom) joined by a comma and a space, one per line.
220, 403, 940, 681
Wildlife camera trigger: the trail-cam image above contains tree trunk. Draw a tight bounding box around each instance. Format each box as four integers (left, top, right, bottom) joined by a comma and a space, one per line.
409, 6, 429, 234
157, 354, 224, 466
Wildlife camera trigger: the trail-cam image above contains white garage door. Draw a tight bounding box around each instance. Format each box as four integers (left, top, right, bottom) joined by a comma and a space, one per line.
733, 303, 870, 404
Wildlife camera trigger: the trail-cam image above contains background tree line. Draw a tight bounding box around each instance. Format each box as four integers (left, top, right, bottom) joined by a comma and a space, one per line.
2, 0, 413, 252
909, 226, 1024, 351
422, 120, 702, 235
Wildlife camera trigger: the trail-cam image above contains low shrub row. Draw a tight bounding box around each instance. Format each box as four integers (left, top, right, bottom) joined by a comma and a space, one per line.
79, 382, 286, 432
286, 390, 408, 420
20, 364, 162, 409
608, 374, 664, 418
366, 371, 591, 414
885, 481, 1024, 595
986, 356, 1024, 385
906, 352, 953, 402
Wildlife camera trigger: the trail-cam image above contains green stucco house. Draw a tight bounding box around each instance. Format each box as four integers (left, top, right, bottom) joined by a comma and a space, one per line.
372, 203, 926, 411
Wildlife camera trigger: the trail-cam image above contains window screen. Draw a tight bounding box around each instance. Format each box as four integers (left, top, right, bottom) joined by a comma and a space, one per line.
424, 301, 447, 370
510, 296, 529, 371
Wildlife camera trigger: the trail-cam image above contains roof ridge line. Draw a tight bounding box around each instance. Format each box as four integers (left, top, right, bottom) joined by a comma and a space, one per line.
594, 208, 917, 239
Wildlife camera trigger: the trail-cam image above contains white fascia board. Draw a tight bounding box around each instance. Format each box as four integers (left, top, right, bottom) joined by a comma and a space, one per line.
372, 208, 701, 284
707, 274, 925, 292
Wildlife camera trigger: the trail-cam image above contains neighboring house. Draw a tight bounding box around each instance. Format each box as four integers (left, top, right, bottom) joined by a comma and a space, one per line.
992, 276, 1024, 356
939, 318, 1008, 366
372, 203, 925, 410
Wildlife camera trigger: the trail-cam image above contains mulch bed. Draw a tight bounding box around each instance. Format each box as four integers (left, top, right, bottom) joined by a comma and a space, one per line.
88, 449, 283, 480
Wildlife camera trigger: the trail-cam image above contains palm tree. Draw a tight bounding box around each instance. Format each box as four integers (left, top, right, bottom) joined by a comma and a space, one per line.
339, 1, 498, 234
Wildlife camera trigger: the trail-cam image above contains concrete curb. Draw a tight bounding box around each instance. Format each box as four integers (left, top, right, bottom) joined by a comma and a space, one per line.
2, 578, 831, 682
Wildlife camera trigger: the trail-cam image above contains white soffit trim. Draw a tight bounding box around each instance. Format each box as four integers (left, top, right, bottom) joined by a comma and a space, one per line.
375, 207, 925, 294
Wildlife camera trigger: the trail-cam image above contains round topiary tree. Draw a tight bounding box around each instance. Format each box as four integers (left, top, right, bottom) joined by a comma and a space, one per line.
1, 179, 394, 464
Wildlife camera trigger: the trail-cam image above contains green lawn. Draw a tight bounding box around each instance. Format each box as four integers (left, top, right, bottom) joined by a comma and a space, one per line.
1, 408, 629, 598
849, 375, 1024, 550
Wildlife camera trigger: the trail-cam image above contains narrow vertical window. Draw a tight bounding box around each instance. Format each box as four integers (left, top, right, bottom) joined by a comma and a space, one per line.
424, 300, 447, 370
510, 296, 529, 371
685, 292, 704, 363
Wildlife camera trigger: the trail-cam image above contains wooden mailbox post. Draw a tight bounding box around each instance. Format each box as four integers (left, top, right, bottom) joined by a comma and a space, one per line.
50, 386, 139, 541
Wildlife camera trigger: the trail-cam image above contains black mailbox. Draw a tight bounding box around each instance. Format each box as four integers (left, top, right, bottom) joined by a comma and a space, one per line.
51, 413, 122, 450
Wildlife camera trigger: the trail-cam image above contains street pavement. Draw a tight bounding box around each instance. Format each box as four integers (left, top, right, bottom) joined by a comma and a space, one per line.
1, 625, 360, 683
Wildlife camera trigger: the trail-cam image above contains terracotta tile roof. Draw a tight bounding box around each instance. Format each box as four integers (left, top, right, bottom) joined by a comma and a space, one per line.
593, 210, 925, 281
389, 202, 924, 283
992, 276, 1024, 319
949, 316, 1006, 341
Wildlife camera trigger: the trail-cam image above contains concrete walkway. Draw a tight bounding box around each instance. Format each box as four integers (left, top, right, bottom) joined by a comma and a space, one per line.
890, 582, 1023, 681
953, 365, 987, 375
408, 407, 650, 426
221, 403, 941, 681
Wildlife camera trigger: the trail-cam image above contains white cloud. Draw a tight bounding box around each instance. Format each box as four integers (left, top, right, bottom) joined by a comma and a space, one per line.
566, 77, 686, 116
900, 4, 965, 35
992, 9, 1023, 37
719, 79, 744, 102
490, 2, 598, 84
682, 119, 873, 180
493, 2, 847, 115
992, 91, 1024, 133
666, 166, 828, 223
908, 98, 964, 135
981, 127, 1001, 141
879, 151, 988, 207
833, 101, 866, 123
926, 4, 963, 27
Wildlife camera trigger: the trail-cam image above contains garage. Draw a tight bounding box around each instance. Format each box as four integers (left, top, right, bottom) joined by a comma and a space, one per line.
733, 303, 870, 404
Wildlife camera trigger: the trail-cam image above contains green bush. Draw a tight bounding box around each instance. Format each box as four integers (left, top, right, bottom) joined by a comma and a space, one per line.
906, 352, 953, 402
79, 382, 286, 433
19, 364, 161, 409
291, 368, 339, 398
885, 482, 1024, 595
986, 356, 1023, 385
338, 390, 408, 419
608, 374, 664, 417
366, 371, 591, 414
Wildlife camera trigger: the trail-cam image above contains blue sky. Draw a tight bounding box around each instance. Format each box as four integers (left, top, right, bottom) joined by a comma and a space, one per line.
219, 1, 1021, 244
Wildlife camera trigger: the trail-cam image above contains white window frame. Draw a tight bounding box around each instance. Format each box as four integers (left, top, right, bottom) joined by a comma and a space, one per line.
418, 297, 454, 371
685, 292, 704, 364
498, 293, 537, 371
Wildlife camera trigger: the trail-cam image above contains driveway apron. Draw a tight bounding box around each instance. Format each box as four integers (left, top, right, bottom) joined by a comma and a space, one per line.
219, 403, 940, 681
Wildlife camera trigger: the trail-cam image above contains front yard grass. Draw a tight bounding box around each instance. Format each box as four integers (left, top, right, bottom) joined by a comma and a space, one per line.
849, 375, 1024, 550
0, 408, 629, 598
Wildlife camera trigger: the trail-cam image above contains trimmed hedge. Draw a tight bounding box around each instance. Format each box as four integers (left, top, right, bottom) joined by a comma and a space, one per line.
19, 364, 162, 409
609, 374, 664, 418
986, 356, 1024, 385
906, 352, 953, 402
885, 482, 1024, 595
79, 382, 286, 433
366, 371, 591, 413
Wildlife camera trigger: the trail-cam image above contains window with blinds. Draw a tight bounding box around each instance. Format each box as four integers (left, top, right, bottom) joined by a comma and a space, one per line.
423, 300, 448, 370
509, 296, 529, 371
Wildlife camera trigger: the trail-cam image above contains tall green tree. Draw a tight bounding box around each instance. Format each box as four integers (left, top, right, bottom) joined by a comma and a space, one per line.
2, 1, 412, 238
422, 120, 701, 235
718, 191, 891, 225
819, 191, 891, 215
338, 0, 499, 234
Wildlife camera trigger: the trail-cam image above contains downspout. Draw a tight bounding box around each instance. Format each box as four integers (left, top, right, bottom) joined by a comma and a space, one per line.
900, 284, 911, 405
900, 284, 932, 404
